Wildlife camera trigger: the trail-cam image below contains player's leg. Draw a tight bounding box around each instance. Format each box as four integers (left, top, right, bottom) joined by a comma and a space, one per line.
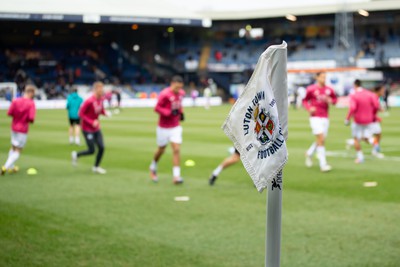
2, 148, 14, 174
306, 117, 320, 168
316, 118, 331, 172
370, 123, 384, 158
74, 122, 81, 145
77, 132, 96, 156
170, 126, 183, 184
305, 142, 316, 167
209, 151, 240, 185
373, 133, 382, 152
116, 94, 121, 108
149, 127, 168, 182
92, 131, 106, 174
171, 142, 183, 184
149, 146, 166, 182
353, 124, 365, 163
2, 132, 26, 174
354, 138, 364, 163
72, 131, 95, 165
2, 146, 22, 175
68, 119, 74, 144
152, 146, 166, 164
315, 133, 329, 170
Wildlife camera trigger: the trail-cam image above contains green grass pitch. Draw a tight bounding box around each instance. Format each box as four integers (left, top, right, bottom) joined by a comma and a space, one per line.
0, 105, 399, 267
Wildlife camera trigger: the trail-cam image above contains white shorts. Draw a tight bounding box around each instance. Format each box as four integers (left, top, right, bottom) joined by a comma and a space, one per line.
11, 131, 28, 148
369, 122, 382, 135
157, 126, 182, 147
351, 123, 372, 140
309, 117, 329, 136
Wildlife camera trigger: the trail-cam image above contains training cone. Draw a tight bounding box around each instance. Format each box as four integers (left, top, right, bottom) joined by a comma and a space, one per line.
27, 168, 38, 175
184, 159, 195, 167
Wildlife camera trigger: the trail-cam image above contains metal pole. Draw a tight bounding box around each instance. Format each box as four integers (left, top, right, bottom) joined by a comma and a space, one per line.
266, 170, 283, 267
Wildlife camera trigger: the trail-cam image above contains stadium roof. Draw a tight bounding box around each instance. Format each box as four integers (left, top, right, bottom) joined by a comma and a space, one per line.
193, 0, 400, 20
0, 0, 398, 23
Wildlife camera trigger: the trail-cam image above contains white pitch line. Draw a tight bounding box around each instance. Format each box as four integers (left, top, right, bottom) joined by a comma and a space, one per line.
326, 150, 400, 162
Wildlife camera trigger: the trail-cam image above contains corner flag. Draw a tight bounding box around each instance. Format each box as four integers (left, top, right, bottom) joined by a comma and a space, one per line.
222, 42, 288, 192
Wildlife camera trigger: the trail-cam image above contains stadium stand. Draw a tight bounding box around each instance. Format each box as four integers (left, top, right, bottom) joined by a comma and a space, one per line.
0, 10, 399, 99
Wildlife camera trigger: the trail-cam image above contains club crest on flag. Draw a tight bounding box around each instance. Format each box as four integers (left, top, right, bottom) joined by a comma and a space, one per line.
254, 104, 275, 146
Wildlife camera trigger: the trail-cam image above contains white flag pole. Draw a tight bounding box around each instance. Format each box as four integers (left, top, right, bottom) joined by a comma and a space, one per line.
221, 41, 288, 267
266, 170, 283, 267
265, 42, 287, 267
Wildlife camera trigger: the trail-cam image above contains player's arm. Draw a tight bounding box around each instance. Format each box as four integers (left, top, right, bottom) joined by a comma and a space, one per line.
302, 89, 315, 114
179, 105, 185, 121
79, 101, 95, 126
28, 103, 36, 123
373, 95, 381, 113
155, 94, 171, 116
100, 104, 107, 116
371, 96, 381, 123
179, 104, 185, 121
179, 90, 185, 121
102, 107, 113, 117
327, 89, 338, 105
345, 96, 356, 124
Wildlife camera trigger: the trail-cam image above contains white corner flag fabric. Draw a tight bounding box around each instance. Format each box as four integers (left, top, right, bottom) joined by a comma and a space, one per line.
222, 42, 288, 192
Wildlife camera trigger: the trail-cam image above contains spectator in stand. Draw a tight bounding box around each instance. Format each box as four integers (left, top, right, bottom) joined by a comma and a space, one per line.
214, 50, 223, 62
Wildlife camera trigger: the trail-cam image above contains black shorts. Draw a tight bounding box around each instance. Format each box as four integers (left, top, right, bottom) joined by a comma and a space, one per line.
69, 118, 80, 126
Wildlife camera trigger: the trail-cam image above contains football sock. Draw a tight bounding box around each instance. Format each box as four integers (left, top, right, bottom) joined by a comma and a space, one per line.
7, 149, 14, 168
316, 146, 327, 167
306, 142, 316, 157
373, 144, 380, 152
75, 136, 80, 145
150, 160, 157, 171
173, 166, 180, 178
4, 150, 20, 169
69, 136, 74, 143
357, 151, 364, 161
212, 165, 223, 177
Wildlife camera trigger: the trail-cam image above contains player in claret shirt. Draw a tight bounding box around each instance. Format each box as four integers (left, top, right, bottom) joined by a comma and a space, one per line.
1, 85, 36, 175
302, 72, 337, 172
71, 82, 109, 174
149, 76, 185, 184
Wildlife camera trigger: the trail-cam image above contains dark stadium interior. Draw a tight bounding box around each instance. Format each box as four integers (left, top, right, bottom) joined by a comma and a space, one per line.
1, 10, 400, 99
